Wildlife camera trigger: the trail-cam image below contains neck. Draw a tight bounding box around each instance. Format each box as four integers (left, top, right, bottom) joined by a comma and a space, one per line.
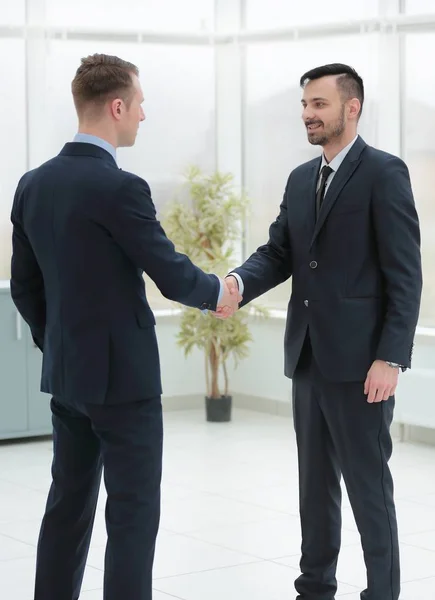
77, 124, 117, 149
322, 130, 357, 163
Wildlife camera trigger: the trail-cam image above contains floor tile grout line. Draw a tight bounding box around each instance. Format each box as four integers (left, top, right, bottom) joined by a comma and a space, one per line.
152, 559, 266, 581
165, 530, 268, 561
400, 540, 435, 554
0, 531, 38, 550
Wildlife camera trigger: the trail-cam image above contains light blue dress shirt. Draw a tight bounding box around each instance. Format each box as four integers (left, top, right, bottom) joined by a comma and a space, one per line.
72, 133, 223, 311
73, 133, 117, 163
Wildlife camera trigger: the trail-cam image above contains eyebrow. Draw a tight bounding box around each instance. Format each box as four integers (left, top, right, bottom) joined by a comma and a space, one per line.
301, 97, 329, 104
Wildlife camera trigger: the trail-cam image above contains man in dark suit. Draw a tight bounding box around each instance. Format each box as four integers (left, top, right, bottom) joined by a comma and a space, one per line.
218, 64, 422, 600
10, 53, 240, 600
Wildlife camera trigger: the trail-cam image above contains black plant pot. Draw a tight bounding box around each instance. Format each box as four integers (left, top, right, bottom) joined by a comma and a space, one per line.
205, 395, 232, 422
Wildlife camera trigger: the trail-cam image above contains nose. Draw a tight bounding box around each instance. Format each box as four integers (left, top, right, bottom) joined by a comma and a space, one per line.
302, 106, 315, 122
140, 107, 145, 122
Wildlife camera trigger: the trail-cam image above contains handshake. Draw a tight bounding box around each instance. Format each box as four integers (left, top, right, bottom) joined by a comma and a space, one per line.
213, 275, 242, 320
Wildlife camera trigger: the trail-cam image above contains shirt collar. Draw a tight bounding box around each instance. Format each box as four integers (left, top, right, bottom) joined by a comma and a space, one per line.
320, 135, 359, 173
73, 133, 117, 163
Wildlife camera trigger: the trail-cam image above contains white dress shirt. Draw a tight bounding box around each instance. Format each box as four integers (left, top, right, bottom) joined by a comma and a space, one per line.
317, 135, 358, 192
230, 135, 359, 296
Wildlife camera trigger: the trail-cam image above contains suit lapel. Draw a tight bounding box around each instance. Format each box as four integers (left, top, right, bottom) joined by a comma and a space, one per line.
310, 137, 366, 248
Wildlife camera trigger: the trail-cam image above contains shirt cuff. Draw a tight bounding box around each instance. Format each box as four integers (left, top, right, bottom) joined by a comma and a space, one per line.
228, 272, 244, 296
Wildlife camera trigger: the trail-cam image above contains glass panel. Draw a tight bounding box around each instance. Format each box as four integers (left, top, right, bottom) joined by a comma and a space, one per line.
404, 33, 435, 326
244, 35, 380, 308
0, 40, 26, 279
404, 0, 435, 14
246, 0, 378, 29
45, 0, 214, 31
0, 1, 25, 25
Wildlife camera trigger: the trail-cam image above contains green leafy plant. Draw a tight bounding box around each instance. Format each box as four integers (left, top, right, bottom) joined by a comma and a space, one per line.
162, 166, 267, 399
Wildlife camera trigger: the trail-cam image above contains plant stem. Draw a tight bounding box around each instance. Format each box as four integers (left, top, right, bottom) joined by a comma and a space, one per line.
209, 336, 220, 399
205, 346, 211, 397
223, 359, 229, 397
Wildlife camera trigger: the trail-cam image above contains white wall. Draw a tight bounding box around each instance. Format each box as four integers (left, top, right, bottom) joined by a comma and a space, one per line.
157, 313, 435, 437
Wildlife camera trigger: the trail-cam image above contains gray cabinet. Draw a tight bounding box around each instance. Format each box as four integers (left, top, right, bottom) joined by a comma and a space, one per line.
0, 287, 52, 440
26, 329, 52, 433
0, 293, 28, 436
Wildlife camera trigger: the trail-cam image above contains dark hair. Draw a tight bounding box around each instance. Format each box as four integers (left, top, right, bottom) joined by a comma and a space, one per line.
300, 63, 364, 117
71, 53, 139, 117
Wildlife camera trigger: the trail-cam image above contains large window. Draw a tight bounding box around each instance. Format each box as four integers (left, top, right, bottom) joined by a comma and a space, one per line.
243, 34, 380, 308
45, 0, 214, 31
245, 0, 378, 29
404, 33, 435, 327
0, 40, 26, 280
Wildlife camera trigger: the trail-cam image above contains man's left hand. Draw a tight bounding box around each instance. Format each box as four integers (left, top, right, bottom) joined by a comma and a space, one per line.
364, 360, 399, 403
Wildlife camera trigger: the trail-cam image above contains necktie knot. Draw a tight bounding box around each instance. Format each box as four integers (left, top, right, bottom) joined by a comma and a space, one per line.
321, 165, 333, 181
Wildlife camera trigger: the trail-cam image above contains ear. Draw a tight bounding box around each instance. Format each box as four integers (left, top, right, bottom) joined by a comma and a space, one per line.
110, 99, 123, 120
347, 98, 361, 121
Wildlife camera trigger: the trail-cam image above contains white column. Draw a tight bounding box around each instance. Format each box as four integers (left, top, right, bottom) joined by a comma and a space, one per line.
214, 0, 243, 180
376, 0, 402, 156
25, 0, 49, 169
214, 0, 245, 264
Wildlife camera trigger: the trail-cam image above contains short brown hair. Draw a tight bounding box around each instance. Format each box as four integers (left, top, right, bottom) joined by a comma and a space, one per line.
71, 53, 139, 117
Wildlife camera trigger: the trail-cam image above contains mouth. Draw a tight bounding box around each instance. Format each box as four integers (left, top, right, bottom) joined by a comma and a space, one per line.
306, 123, 322, 132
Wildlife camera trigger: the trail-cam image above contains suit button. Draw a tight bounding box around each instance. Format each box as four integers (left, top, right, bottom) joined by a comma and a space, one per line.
309, 261, 318, 269
304, 300, 309, 307
201, 303, 210, 310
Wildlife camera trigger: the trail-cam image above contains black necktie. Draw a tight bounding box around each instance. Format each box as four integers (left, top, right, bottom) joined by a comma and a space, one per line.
316, 165, 333, 218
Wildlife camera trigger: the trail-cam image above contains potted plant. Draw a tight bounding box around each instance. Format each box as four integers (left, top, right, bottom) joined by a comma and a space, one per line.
162, 166, 266, 422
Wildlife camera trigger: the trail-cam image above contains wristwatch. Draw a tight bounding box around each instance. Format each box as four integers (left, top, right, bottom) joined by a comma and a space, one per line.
386, 361, 406, 372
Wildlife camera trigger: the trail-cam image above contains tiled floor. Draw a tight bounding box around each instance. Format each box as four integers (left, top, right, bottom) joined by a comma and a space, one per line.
1, 408, 435, 599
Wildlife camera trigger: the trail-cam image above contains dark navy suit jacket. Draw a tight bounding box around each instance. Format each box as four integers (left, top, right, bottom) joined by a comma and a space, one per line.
233, 136, 422, 381
10, 142, 220, 405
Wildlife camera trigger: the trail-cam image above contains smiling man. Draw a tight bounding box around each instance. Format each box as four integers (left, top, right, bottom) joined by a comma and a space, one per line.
218, 63, 422, 600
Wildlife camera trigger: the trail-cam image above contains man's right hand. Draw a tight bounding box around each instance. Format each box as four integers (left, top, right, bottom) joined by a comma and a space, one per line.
214, 276, 241, 319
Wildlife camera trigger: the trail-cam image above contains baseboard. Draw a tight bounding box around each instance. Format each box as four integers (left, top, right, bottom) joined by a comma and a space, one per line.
161, 393, 292, 416
162, 393, 435, 446
162, 394, 204, 411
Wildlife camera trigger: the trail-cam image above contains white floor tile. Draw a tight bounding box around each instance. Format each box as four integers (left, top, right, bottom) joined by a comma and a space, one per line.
400, 576, 435, 599
0, 409, 434, 600
401, 529, 435, 552
274, 549, 366, 592
160, 489, 286, 534
406, 492, 435, 508
0, 533, 36, 561
185, 514, 304, 559
0, 518, 41, 547
0, 556, 102, 599
0, 481, 47, 524
80, 589, 181, 599
341, 497, 435, 537
399, 543, 435, 583
87, 530, 255, 578
153, 560, 303, 600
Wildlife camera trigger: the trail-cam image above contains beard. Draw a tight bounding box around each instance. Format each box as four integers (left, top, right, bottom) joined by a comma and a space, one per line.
306, 105, 346, 146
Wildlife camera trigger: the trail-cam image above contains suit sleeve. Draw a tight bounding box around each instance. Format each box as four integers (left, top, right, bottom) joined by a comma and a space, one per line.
372, 156, 422, 367
105, 176, 220, 310
231, 178, 293, 306
10, 180, 46, 350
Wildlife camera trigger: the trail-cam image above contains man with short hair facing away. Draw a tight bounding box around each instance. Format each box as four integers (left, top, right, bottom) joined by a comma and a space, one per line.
10, 53, 240, 600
